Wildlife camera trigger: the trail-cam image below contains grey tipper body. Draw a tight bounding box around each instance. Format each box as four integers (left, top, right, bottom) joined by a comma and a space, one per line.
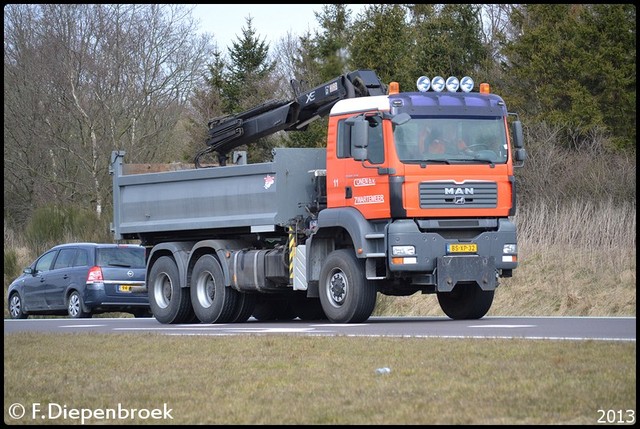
111, 148, 325, 239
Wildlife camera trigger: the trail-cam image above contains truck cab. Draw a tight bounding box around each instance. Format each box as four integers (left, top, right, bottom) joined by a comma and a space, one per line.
310, 76, 526, 320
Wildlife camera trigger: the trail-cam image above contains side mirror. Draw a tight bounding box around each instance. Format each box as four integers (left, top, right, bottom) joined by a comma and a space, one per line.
345, 116, 369, 161
510, 119, 526, 167
514, 148, 527, 162
512, 120, 524, 149
23, 267, 35, 276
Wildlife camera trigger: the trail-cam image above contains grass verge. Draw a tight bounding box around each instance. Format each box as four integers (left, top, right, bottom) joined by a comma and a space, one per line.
3, 333, 636, 425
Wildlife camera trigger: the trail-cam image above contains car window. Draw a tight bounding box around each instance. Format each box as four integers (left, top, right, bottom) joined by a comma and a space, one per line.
53, 248, 77, 270
96, 247, 145, 268
34, 250, 57, 272
73, 249, 89, 267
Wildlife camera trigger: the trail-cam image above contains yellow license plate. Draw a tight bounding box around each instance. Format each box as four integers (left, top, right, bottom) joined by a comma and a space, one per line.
447, 243, 477, 253
119, 285, 133, 292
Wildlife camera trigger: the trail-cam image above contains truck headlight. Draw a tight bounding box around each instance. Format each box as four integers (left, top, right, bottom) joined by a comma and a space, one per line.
391, 246, 417, 265
392, 246, 415, 256
502, 244, 517, 263
503, 244, 517, 254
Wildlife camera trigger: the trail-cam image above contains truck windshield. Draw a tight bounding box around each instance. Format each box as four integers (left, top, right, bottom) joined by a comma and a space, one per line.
393, 117, 508, 164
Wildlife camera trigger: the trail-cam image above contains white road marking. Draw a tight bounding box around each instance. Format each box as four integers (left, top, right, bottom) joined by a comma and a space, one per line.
468, 324, 536, 328
311, 324, 368, 327
59, 324, 105, 328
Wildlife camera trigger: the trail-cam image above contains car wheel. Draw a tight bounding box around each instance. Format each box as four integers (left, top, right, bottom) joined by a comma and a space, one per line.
8, 293, 28, 319
68, 291, 92, 318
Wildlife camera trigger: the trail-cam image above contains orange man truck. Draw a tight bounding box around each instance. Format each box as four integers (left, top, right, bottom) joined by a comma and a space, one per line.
111, 70, 526, 324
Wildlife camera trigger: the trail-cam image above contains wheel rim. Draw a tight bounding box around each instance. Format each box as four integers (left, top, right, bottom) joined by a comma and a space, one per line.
69, 294, 80, 317
326, 268, 348, 308
195, 270, 215, 309
10, 295, 21, 318
153, 272, 173, 309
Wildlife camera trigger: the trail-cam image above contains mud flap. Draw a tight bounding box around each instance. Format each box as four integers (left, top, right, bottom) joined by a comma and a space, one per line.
436, 255, 496, 292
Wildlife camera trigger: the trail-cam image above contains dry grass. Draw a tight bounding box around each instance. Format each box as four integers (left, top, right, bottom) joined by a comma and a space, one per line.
4, 199, 636, 319
3, 333, 636, 425
374, 199, 636, 318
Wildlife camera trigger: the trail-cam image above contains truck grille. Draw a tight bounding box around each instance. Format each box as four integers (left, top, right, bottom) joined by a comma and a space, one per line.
419, 181, 497, 208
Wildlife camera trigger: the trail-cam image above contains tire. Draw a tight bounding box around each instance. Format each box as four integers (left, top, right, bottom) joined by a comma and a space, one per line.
148, 256, 194, 324
231, 293, 256, 323
68, 291, 92, 318
8, 293, 28, 319
437, 282, 494, 320
190, 254, 239, 324
132, 309, 153, 318
252, 295, 296, 321
318, 249, 377, 323
293, 294, 327, 321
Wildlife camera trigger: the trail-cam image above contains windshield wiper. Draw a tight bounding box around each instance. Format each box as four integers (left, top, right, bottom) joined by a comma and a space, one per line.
404, 159, 451, 165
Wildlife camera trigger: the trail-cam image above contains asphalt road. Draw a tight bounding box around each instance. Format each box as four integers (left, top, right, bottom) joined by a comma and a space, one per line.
3, 316, 636, 341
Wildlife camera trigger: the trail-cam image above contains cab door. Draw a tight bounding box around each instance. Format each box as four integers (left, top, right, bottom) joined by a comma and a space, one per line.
327, 114, 391, 220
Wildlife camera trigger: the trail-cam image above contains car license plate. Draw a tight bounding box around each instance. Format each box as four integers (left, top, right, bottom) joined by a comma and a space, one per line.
447, 243, 477, 253
119, 285, 133, 292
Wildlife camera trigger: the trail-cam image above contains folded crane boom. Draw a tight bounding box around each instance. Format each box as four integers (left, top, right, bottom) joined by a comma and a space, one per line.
199, 69, 386, 166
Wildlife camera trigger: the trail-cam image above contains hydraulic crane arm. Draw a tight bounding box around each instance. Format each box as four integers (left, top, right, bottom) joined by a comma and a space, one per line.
196, 69, 386, 167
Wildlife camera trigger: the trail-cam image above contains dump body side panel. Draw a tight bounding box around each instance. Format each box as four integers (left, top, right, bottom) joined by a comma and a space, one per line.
111, 148, 326, 240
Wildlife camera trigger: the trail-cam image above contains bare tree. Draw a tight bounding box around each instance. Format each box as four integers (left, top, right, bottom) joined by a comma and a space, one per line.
4, 4, 213, 220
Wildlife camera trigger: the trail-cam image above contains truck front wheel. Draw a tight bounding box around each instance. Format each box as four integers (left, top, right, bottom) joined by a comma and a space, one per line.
190, 254, 238, 323
437, 282, 494, 320
319, 249, 376, 323
149, 256, 194, 324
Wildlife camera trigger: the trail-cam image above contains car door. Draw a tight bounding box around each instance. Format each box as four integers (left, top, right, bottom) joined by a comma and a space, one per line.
44, 247, 79, 310
21, 249, 58, 311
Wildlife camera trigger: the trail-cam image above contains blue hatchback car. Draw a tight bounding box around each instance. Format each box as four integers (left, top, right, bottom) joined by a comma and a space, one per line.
7, 243, 150, 319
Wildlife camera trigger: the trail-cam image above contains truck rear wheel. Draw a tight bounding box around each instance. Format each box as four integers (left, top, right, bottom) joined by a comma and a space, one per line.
319, 249, 376, 323
437, 282, 494, 320
293, 293, 327, 321
149, 256, 194, 324
232, 293, 256, 323
190, 254, 238, 323
252, 295, 296, 321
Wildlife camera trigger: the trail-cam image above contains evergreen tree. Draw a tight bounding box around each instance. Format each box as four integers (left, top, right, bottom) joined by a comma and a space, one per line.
313, 4, 353, 80
349, 4, 414, 91
409, 4, 488, 81
194, 16, 281, 163
503, 4, 635, 149
285, 5, 357, 150
226, 16, 277, 113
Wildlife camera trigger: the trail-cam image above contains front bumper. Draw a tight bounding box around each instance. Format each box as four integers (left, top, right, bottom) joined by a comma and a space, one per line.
387, 218, 517, 291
